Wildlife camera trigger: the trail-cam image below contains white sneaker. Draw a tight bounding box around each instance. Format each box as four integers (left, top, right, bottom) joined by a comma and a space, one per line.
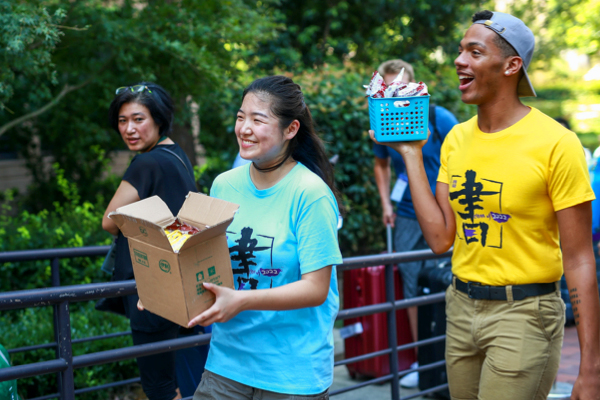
400, 362, 419, 388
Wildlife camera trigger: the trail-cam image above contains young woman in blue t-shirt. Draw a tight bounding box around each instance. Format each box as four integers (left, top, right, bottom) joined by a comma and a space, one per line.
190, 76, 344, 398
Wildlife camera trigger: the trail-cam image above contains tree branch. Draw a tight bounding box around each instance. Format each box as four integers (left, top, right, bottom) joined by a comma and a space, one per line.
0, 54, 115, 138
49, 24, 90, 31
0, 78, 91, 138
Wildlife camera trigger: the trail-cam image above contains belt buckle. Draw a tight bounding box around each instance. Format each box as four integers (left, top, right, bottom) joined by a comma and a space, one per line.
467, 281, 482, 299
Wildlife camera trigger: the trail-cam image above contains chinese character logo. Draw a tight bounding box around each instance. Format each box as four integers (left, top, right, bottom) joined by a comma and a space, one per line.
449, 170, 508, 248
228, 227, 274, 290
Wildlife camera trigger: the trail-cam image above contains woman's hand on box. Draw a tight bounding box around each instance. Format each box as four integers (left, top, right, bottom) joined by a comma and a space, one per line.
137, 299, 145, 311
369, 129, 429, 157
188, 283, 242, 327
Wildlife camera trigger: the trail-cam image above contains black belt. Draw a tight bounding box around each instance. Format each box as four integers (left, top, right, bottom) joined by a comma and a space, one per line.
454, 277, 558, 301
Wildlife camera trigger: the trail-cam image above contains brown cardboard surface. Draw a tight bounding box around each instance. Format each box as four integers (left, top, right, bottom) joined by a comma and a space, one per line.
178, 192, 239, 228
109, 191, 239, 327
113, 196, 175, 226
128, 241, 189, 326
178, 237, 235, 320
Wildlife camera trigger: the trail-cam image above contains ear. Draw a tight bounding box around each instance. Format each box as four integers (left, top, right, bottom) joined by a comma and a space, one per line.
283, 120, 300, 141
504, 56, 524, 77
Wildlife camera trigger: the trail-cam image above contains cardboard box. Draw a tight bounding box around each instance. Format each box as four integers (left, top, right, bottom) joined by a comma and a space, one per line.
109, 192, 239, 327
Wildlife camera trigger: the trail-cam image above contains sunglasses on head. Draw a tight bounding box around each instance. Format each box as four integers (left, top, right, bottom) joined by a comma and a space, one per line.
115, 85, 153, 95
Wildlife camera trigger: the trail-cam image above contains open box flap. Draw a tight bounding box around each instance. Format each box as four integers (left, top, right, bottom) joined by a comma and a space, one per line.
108, 196, 175, 251
178, 192, 239, 228
110, 196, 175, 226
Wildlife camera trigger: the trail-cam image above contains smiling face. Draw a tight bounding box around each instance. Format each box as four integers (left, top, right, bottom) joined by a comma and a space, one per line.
235, 93, 295, 166
118, 102, 161, 153
455, 24, 508, 105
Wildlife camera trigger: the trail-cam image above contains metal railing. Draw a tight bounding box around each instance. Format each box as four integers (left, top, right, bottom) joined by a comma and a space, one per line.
0, 246, 452, 400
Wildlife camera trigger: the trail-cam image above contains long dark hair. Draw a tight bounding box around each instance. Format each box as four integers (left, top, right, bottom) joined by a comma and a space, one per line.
243, 75, 345, 214
108, 82, 174, 137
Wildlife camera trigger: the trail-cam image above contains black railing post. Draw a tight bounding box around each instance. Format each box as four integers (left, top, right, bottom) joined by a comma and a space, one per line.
50, 257, 74, 399
51, 257, 63, 396
385, 225, 400, 400
56, 300, 74, 399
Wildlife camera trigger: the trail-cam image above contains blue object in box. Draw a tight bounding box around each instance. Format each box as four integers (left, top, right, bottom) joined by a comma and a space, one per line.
369, 95, 430, 142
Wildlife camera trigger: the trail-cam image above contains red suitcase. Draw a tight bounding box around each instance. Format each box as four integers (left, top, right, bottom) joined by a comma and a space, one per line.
342, 226, 416, 379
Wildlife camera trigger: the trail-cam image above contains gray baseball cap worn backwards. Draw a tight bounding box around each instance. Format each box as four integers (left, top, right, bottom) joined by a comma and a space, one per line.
473, 11, 536, 97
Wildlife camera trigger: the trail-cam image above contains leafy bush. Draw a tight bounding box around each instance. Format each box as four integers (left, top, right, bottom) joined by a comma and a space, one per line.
0, 164, 136, 399
2, 303, 135, 400
0, 164, 113, 290
294, 65, 384, 255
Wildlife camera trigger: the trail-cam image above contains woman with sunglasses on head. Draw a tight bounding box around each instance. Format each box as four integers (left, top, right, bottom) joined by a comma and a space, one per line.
102, 82, 197, 400
186, 75, 344, 399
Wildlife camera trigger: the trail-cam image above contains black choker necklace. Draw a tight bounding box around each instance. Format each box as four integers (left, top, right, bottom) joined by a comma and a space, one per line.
252, 153, 291, 173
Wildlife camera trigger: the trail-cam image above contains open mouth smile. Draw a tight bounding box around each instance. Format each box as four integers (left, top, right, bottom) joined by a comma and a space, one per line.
458, 74, 474, 91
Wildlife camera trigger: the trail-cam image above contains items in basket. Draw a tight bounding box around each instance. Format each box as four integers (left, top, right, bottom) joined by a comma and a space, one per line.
364, 69, 429, 99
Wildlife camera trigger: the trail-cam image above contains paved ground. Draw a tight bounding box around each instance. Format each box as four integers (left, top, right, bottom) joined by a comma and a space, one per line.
116, 326, 580, 399
330, 326, 579, 399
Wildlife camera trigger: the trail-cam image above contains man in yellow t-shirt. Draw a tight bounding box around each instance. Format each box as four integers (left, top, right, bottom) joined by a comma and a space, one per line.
370, 10, 600, 400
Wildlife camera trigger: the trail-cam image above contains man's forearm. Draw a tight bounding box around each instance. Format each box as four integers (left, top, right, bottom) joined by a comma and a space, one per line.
564, 265, 600, 371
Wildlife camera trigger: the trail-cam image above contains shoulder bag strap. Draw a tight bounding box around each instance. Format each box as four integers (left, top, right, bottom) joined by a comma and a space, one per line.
159, 147, 194, 180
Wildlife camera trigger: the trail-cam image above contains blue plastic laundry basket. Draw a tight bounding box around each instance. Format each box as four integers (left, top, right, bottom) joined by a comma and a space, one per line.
369, 95, 430, 142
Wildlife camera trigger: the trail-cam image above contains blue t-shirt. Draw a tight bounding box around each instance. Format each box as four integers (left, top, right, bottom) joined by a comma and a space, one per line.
373, 105, 458, 219
205, 162, 343, 394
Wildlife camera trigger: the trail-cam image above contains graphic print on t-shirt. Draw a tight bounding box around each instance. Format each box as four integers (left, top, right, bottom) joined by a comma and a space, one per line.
228, 227, 277, 290
449, 170, 511, 248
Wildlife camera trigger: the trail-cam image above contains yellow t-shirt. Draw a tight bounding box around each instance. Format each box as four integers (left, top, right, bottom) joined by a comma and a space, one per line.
437, 107, 594, 286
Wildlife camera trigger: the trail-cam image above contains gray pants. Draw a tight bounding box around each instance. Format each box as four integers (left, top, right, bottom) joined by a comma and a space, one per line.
194, 370, 329, 400
394, 215, 445, 298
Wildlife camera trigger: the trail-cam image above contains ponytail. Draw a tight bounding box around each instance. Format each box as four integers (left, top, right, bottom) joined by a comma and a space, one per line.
243, 76, 345, 215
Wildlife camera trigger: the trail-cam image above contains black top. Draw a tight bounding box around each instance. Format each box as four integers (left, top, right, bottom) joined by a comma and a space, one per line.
114, 143, 197, 331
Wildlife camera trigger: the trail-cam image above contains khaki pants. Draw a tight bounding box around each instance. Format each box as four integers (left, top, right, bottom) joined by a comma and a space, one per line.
445, 283, 565, 400
193, 370, 329, 400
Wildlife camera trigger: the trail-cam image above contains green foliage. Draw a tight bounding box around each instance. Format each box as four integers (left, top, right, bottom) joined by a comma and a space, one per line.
1, 303, 134, 400
295, 65, 383, 254
0, 168, 135, 399
0, 1, 66, 114
251, 0, 482, 70
0, 164, 112, 291
1, 0, 281, 210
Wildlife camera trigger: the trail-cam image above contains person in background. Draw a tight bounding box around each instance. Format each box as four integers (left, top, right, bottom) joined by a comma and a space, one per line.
371, 10, 600, 399
372, 59, 459, 388
102, 82, 198, 400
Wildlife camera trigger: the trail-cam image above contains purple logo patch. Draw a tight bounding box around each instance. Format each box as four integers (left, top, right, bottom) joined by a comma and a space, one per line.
488, 212, 511, 223
260, 268, 282, 277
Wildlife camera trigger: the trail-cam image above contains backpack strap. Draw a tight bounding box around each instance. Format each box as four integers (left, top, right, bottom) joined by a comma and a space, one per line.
429, 104, 441, 143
